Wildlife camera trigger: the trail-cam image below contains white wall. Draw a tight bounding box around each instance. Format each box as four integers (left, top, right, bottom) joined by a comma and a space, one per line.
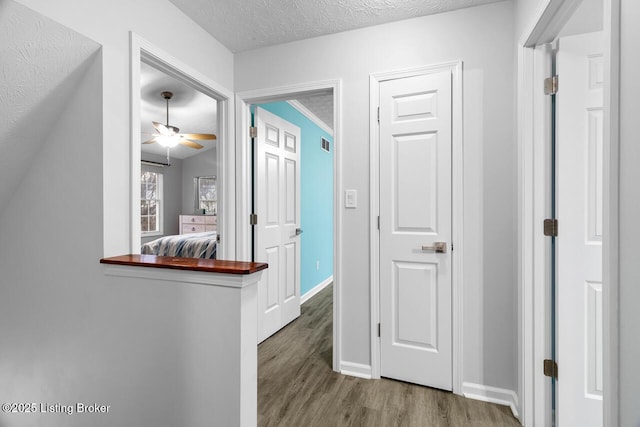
236, 1, 518, 395
0, 0, 238, 425
516, 0, 550, 40
618, 1, 640, 424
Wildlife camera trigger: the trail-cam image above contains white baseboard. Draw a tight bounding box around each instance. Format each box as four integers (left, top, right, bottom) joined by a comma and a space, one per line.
462, 382, 520, 420
340, 361, 372, 379
301, 275, 334, 305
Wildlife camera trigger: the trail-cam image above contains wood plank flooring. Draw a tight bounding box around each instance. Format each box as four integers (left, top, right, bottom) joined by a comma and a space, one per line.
258, 285, 522, 426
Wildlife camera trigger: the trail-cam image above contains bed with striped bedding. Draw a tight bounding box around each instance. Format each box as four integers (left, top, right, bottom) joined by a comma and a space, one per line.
141, 232, 217, 259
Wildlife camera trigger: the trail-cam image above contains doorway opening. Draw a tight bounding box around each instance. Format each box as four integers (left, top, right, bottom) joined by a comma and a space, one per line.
236, 80, 342, 371
251, 98, 334, 343
130, 33, 235, 259
518, 0, 615, 424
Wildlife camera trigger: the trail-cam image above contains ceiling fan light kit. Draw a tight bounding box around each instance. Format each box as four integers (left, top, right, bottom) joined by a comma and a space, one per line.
142, 90, 217, 152
156, 134, 181, 148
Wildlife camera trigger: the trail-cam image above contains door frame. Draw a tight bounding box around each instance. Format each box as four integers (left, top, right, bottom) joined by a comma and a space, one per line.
236, 79, 342, 371
369, 61, 464, 393
129, 33, 236, 259
517, 0, 620, 425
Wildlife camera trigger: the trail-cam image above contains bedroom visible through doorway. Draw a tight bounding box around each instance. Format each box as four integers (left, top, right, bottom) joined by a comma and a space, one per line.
129, 34, 235, 261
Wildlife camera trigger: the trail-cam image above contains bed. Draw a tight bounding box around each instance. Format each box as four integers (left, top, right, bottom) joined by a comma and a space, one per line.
141, 232, 217, 259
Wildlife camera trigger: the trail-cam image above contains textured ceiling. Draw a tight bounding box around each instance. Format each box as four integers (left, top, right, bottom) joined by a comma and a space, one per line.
295, 93, 334, 131
0, 0, 99, 212
168, 0, 505, 53
140, 62, 218, 160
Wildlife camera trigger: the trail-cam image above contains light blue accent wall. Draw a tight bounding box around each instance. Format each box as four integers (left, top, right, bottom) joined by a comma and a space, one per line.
257, 102, 334, 297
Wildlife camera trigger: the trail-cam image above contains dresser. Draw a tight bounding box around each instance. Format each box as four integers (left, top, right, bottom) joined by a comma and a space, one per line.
179, 214, 217, 234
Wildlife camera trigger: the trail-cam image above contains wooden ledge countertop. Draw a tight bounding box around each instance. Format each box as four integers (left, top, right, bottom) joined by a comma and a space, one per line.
100, 254, 268, 275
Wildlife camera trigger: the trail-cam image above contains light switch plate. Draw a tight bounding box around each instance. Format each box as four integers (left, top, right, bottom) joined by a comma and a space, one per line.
345, 189, 357, 208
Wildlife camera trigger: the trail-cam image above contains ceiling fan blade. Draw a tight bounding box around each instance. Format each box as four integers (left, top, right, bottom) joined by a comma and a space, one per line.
152, 121, 169, 134
179, 139, 204, 149
180, 133, 217, 140
142, 137, 158, 144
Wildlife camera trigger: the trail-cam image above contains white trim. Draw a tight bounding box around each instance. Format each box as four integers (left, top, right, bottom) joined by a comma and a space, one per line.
518, 42, 554, 427
140, 170, 164, 237
517, 43, 534, 427
141, 231, 163, 238
369, 61, 464, 394
102, 265, 264, 288
340, 362, 372, 380
301, 275, 333, 305
236, 79, 343, 373
522, 0, 584, 47
286, 100, 334, 136
129, 32, 235, 260
462, 382, 520, 420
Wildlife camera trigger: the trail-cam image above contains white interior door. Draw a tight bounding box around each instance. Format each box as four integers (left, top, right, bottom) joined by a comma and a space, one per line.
254, 107, 301, 343
379, 71, 453, 390
556, 31, 604, 427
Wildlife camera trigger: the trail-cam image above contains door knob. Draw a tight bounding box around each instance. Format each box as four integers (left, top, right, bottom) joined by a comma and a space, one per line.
421, 242, 447, 253
295, 228, 303, 236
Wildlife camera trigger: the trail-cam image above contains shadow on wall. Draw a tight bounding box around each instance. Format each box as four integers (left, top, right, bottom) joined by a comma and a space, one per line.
0, 0, 101, 216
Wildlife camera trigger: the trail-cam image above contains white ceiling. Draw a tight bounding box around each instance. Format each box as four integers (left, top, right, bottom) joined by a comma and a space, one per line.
294, 92, 334, 130
168, 0, 505, 53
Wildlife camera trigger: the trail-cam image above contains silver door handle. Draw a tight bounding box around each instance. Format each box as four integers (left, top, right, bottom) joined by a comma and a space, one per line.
422, 242, 447, 253
296, 228, 303, 235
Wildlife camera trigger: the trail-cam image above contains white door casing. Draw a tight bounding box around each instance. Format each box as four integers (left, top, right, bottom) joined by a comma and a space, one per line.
556, 31, 604, 427
254, 107, 301, 343
379, 70, 453, 390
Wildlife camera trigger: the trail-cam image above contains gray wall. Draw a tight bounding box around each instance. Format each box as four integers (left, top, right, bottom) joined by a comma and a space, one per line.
1, 0, 239, 425
181, 147, 217, 214
235, 1, 517, 394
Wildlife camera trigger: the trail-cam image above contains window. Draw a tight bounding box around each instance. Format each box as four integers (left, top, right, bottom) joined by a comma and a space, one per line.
141, 171, 163, 235
197, 176, 217, 214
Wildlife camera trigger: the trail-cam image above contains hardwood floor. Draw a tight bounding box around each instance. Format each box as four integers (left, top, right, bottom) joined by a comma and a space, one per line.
258, 285, 521, 427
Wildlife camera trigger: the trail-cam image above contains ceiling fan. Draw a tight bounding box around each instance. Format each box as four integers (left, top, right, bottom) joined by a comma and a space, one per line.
143, 91, 217, 151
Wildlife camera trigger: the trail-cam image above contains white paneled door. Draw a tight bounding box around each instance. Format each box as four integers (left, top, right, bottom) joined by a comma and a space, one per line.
556, 32, 604, 427
379, 70, 453, 390
254, 107, 301, 343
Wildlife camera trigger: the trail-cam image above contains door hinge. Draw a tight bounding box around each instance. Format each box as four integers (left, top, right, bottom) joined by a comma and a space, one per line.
544, 218, 558, 237
250, 213, 258, 225
249, 126, 258, 138
544, 75, 558, 95
377, 106, 380, 123
378, 323, 381, 337
544, 359, 558, 379
377, 215, 380, 230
